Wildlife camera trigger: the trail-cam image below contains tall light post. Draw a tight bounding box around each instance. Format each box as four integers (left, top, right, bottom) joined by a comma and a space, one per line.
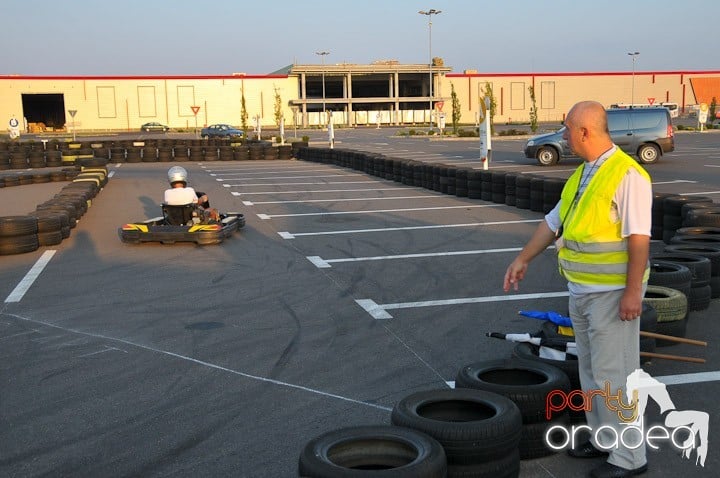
419, 9, 441, 130
315, 50, 330, 125
628, 51, 639, 107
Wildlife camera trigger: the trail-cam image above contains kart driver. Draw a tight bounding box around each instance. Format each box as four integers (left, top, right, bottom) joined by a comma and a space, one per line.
164, 166, 219, 222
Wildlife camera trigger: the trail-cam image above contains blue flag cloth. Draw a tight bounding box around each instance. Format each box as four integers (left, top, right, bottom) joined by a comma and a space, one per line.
518, 310, 573, 327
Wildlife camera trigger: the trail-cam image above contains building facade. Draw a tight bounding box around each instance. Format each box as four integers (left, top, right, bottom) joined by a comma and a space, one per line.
1, 65, 718, 134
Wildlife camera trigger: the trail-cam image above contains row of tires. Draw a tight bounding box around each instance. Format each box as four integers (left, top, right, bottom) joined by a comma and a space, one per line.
296, 148, 564, 213
300, 356, 575, 478
0, 169, 77, 187
0, 144, 300, 168
0, 166, 108, 255
0, 137, 285, 151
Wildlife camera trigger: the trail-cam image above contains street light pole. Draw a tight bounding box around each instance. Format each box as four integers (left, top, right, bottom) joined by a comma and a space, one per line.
315, 50, 330, 126
628, 51, 639, 107
419, 9, 441, 130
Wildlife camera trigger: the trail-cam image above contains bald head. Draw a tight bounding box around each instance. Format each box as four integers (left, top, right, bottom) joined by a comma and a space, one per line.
563, 101, 613, 161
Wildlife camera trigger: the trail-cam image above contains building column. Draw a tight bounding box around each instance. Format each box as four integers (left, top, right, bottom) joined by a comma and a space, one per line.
347, 72, 354, 127
394, 71, 400, 125
300, 73, 308, 128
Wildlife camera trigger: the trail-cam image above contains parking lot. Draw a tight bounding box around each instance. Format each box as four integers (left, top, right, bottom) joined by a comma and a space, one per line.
2, 129, 720, 477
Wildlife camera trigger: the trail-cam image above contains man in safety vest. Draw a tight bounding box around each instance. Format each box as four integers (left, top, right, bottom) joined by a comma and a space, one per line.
504, 101, 651, 478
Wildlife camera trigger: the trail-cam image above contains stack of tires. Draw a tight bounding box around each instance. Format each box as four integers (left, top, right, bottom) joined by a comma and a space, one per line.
643, 285, 688, 346
455, 358, 570, 460
299, 388, 523, 478
669, 227, 720, 297
650, 252, 711, 312
661, 195, 715, 243
0, 216, 39, 255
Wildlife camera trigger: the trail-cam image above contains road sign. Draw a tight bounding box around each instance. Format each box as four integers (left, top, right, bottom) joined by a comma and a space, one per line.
647, 98, 655, 105
190, 106, 200, 115
68, 109, 77, 117
435, 101, 444, 111
699, 103, 709, 124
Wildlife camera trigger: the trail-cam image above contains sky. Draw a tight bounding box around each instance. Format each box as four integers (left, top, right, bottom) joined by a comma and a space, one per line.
1, 0, 718, 76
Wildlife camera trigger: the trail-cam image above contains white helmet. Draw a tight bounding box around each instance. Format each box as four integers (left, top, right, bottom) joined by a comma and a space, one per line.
167, 166, 188, 185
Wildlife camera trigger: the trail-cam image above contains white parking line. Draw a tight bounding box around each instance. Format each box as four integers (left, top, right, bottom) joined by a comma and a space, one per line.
258, 204, 502, 219
680, 191, 720, 196
224, 181, 384, 187
279, 219, 542, 239
220, 173, 365, 181
243, 195, 441, 206
305, 246, 549, 268
653, 180, 696, 185
210, 168, 336, 176
5, 250, 56, 303
657, 371, 720, 386
233, 187, 414, 196
355, 291, 571, 319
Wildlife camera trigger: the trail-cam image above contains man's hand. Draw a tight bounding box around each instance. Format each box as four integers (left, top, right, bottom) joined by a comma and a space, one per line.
503, 259, 528, 292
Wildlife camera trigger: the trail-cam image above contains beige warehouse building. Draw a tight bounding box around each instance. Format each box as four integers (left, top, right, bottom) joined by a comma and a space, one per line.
1, 64, 719, 134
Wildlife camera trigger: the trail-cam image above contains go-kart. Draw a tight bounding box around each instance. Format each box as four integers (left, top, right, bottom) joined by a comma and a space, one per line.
119, 203, 245, 245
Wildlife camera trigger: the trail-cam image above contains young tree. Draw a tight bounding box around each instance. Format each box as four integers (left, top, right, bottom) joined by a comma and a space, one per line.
240, 91, 249, 138
273, 86, 284, 127
528, 85, 539, 133
483, 82, 497, 135
450, 82, 461, 135
709, 97, 717, 125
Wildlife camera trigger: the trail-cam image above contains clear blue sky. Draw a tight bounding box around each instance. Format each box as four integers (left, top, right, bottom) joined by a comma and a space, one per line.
1, 0, 717, 76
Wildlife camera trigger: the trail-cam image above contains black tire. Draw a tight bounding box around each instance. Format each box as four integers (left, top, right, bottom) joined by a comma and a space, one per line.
688, 284, 712, 311
448, 449, 519, 477
0, 234, 39, 255
643, 285, 687, 323
648, 259, 692, 298
536, 147, 559, 166
650, 252, 711, 286
683, 207, 720, 227
455, 359, 570, 424
664, 243, 720, 277
298, 425, 447, 478
0, 216, 38, 237
520, 417, 569, 460
37, 230, 63, 246
669, 234, 720, 249
637, 143, 660, 164
391, 388, 522, 466
675, 226, 720, 237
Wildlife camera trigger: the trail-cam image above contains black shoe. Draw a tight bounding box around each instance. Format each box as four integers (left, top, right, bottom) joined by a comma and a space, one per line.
567, 440, 609, 458
590, 462, 648, 478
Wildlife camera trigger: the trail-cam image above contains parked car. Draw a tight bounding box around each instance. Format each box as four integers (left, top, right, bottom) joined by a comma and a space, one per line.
140, 122, 169, 132
200, 124, 244, 139
524, 107, 674, 166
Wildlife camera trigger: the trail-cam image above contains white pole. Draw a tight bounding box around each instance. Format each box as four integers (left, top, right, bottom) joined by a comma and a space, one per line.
328, 111, 334, 149
479, 96, 490, 170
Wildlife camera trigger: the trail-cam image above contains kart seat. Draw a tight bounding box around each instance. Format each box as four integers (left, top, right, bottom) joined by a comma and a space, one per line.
162, 203, 196, 226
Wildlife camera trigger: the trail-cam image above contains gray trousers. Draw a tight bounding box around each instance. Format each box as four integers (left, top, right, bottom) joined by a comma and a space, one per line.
569, 287, 647, 470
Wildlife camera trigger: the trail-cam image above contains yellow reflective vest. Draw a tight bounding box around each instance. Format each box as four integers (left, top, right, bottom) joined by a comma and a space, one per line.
558, 149, 651, 286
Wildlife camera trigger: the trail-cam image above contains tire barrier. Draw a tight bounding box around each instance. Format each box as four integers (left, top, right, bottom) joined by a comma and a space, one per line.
650, 252, 711, 311
664, 243, 720, 298
391, 388, 522, 478
662, 195, 715, 243
0, 163, 110, 255
299, 425, 447, 478
455, 358, 570, 460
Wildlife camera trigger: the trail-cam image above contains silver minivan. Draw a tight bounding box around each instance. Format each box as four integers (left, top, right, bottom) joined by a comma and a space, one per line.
524, 107, 675, 166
